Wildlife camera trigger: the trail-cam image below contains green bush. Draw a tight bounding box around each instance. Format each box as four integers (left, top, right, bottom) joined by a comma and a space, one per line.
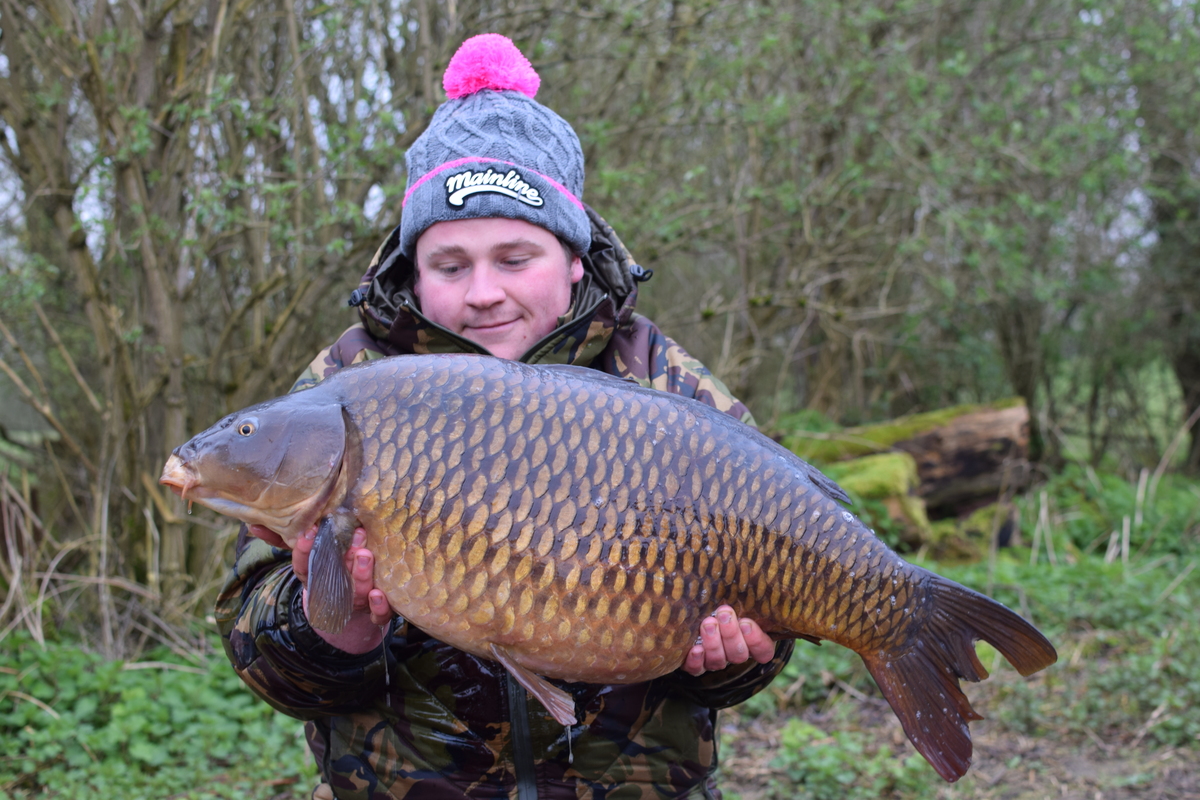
0, 635, 315, 799
738, 542, 1200, 757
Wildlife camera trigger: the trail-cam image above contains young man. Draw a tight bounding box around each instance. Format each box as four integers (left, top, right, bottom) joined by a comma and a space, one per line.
217, 35, 792, 799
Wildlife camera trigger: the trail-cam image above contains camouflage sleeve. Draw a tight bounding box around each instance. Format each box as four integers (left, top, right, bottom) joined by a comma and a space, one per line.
599, 313, 757, 427
214, 527, 393, 719
289, 324, 399, 393
662, 640, 796, 709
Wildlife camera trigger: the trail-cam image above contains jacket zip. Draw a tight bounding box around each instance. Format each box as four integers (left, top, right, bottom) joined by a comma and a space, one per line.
506, 672, 539, 799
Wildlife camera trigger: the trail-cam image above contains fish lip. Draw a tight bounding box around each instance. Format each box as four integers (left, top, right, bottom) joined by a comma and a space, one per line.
159, 454, 196, 500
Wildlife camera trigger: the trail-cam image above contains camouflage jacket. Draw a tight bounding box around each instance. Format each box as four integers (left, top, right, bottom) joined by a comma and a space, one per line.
215, 207, 793, 799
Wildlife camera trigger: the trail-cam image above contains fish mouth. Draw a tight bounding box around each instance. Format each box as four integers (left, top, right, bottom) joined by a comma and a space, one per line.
159, 454, 197, 500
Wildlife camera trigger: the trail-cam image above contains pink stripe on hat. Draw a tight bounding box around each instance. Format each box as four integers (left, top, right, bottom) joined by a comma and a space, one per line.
403, 157, 585, 212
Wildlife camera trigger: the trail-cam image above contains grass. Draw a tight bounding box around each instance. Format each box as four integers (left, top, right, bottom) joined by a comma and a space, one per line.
719, 541, 1200, 799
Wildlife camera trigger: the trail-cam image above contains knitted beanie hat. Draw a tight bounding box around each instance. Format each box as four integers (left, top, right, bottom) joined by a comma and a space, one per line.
399, 34, 590, 258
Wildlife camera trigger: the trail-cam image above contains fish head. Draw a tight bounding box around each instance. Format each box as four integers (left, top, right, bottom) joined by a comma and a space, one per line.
160, 395, 349, 545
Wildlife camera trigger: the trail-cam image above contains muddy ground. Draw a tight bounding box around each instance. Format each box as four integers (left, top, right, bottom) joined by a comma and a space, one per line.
717, 699, 1198, 800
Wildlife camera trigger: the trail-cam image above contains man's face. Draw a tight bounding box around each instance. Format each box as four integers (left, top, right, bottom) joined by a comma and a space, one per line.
413, 217, 584, 360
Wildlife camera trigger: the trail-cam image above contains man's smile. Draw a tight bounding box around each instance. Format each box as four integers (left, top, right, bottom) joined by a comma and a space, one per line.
465, 318, 520, 334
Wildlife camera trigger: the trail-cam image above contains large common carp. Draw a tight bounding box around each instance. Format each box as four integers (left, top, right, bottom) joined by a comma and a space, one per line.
161, 354, 1055, 782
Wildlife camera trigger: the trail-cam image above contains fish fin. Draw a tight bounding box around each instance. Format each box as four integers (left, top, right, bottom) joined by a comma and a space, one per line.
539, 364, 625, 381
340, 406, 364, 480
861, 646, 977, 782
306, 513, 355, 634
490, 644, 578, 726
804, 463, 852, 506
931, 578, 1058, 678
862, 575, 1057, 782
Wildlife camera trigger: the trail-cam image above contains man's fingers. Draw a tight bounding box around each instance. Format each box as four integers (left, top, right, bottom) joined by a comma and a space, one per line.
347, 528, 375, 607
350, 549, 374, 609
681, 643, 706, 676
682, 607, 777, 676
351, 549, 373, 582
346, 529, 394, 625
714, 606, 747, 662
292, 525, 318, 582
699, 614, 727, 671
368, 589, 392, 626
741, 619, 776, 663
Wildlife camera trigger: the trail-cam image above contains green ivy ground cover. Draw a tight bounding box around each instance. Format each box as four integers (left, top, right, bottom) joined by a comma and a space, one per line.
0, 637, 315, 799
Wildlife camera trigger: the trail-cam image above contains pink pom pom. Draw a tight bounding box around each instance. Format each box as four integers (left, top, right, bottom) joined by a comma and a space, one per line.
443, 34, 540, 100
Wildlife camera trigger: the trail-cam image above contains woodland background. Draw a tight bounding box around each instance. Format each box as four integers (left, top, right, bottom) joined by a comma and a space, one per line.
2, 2, 1200, 797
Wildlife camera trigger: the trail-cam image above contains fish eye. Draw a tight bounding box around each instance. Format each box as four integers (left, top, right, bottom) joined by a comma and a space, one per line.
237, 418, 257, 436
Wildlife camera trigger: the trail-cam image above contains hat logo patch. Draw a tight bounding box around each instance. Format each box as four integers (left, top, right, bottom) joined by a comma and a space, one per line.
445, 168, 544, 208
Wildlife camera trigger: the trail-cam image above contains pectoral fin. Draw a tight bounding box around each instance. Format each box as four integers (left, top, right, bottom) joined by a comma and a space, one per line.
490, 644, 577, 726
307, 512, 355, 634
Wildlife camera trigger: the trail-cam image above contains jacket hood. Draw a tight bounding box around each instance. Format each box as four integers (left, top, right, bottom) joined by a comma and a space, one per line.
349, 205, 652, 366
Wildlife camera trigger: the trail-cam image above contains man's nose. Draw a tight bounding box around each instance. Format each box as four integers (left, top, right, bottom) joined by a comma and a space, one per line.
463, 266, 506, 307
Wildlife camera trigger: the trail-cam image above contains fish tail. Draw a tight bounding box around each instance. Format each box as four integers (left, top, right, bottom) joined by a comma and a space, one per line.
860, 575, 1057, 782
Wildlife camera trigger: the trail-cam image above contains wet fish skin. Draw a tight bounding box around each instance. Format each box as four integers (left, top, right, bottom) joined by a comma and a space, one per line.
162, 354, 1057, 782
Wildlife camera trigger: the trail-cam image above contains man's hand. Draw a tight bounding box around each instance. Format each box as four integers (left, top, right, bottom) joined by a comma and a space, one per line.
681, 605, 775, 676
247, 524, 394, 653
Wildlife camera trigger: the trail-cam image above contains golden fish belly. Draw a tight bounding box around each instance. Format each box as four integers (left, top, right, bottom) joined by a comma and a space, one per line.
367, 522, 708, 682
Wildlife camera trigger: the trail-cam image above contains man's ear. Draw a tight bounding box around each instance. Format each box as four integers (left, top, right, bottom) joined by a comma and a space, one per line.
569, 254, 584, 284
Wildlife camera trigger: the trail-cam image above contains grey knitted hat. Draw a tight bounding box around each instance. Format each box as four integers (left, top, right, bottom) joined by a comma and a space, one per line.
399, 34, 591, 258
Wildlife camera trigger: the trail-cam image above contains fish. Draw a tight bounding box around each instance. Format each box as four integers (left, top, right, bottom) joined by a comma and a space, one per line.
160, 353, 1056, 782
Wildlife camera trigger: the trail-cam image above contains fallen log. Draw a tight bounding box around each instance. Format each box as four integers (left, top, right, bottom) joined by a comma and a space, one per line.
782, 399, 1029, 518
894, 404, 1030, 516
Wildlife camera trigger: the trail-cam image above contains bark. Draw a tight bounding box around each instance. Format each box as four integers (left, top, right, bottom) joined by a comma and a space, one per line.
894, 405, 1031, 516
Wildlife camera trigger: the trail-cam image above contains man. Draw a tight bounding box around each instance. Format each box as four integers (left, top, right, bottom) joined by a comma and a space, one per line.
217, 34, 793, 799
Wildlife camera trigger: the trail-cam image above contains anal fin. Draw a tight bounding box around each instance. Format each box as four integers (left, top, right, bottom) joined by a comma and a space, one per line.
490, 644, 577, 726
306, 512, 355, 634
